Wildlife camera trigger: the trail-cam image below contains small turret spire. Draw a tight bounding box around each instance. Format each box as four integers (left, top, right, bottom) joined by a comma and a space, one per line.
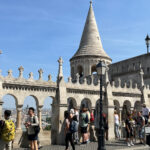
90, 0, 92, 5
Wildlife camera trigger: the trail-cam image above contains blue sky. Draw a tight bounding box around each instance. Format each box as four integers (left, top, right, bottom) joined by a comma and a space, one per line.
0, 0, 150, 108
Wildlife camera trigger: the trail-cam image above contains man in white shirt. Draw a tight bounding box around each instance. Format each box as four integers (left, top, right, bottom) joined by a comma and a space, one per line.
142, 104, 149, 124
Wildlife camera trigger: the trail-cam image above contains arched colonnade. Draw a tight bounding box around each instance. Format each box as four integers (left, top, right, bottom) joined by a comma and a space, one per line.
1, 92, 56, 131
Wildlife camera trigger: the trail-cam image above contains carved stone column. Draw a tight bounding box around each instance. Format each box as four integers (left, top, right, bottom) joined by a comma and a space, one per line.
38, 106, 43, 130
119, 107, 123, 138
16, 105, 23, 130
119, 107, 123, 122
107, 105, 115, 140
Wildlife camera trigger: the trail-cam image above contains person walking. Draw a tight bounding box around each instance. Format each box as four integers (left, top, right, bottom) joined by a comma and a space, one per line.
24, 107, 39, 150
114, 110, 120, 140
125, 113, 134, 147
142, 104, 149, 125
0, 110, 15, 150
86, 108, 91, 143
72, 107, 79, 144
79, 106, 89, 144
64, 111, 75, 150
137, 111, 145, 144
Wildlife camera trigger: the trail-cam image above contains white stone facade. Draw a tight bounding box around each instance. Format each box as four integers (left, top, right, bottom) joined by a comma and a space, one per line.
0, 1, 150, 148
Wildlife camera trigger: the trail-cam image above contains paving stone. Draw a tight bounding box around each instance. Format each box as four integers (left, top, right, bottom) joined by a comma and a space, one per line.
14, 141, 150, 150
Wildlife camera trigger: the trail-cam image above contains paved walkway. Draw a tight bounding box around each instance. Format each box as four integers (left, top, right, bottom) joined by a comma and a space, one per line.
14, 140, 150, 150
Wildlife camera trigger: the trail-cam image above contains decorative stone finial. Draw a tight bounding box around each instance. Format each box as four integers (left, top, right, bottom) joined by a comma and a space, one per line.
18, 66, 24, 78
139, 64, 144, 88
29, 72, 34, 80
48, 74, 52, 81
38, 69, 43, 80
68, 77, 72, 83
8, 70, 13, 78
57, 57, 63, 79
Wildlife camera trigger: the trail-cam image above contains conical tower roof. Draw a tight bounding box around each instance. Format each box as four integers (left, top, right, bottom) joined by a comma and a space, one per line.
70, 2, 111, 61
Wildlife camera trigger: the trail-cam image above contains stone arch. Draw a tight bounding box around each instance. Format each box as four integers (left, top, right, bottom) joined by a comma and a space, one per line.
94, 99, 107, 130
29, 95, 39, 107
114, 100, 120, 114
95, 99, 107, 114
2, 94, 18, 123
122, 100, 131, 121
67, 97, 77, 111
42, 96, 54, 130
80, 98, 92, 112
91, 64, 97, 74
23, 95, 39, 116
134, 101, 142, 113
2, 93, 18, 107
77, 65, 83, 77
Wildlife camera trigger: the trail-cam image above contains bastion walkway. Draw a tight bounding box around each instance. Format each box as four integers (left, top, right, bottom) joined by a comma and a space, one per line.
15, 140, 150, 150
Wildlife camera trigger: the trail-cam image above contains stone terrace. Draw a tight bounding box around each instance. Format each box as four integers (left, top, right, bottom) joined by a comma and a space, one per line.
15, 141, 150, 150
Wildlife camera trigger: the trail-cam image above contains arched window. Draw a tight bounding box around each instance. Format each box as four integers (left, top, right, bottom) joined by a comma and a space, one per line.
77, 65, 83, 77
71, 67, 75, 78
42, 97, 53, 131
91, 65, 97, 75
2, 94, 17, 124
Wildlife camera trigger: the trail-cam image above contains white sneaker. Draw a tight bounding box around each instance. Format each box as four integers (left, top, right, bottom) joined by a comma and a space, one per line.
127, 142, 131, 147
130, 141, 134, 146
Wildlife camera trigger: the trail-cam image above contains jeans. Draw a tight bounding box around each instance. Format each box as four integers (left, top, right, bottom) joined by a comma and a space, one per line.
0, 139, 12, 150
139, 127, 144, 139
115, 123, 120, 138
73, 132, 79, 143
65, 133, 75, 150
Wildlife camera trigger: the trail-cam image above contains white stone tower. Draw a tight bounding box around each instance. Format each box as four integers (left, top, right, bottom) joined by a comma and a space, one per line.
70, 1, 112, 79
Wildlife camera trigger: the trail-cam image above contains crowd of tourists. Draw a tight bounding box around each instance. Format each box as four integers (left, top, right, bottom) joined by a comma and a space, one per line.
0, 107, 41, 150
65, 103, 150, 149
64, 104, 109, 150
0, 103, 150, 150
114, 103, 150, 147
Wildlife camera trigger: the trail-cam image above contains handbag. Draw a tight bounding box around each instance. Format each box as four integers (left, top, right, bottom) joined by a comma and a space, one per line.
33, 116, 40, 135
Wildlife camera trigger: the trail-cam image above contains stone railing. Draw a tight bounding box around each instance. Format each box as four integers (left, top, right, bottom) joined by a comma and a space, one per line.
66, 74, 100, 90
110, 78, 141, 94
0, 66, 56, 87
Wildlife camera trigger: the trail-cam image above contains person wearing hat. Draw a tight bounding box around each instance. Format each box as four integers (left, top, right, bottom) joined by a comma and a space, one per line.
142, 104, 149, 124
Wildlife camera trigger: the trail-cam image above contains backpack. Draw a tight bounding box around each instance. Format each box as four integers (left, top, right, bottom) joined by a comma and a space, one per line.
33, 116, 40, 135
1, 120, 15, 142
84, 114, 89, 124
70, 120, 78, 133
90, 112, 94, 122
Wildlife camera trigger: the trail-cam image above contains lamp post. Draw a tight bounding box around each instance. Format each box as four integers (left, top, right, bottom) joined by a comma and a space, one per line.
96, 61, 106, 150
145, 34, 150, 54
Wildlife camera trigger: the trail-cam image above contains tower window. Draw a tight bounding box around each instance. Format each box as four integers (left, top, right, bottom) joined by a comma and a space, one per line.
71, 67, 75, 78
77, 65, 83, 77
91, 65, 97, 74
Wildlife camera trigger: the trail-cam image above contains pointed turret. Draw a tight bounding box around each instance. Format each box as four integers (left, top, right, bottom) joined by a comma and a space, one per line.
70, 2, 111, 79
70, 1, 111, 61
